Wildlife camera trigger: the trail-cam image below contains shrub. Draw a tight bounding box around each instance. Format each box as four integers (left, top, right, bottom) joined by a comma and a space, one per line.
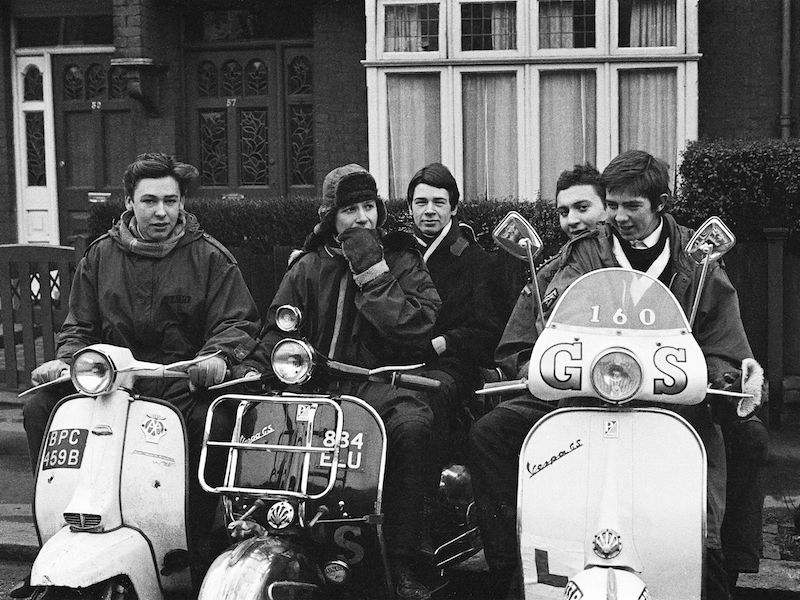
88, 194, 565, 263
676, 139, 800, 242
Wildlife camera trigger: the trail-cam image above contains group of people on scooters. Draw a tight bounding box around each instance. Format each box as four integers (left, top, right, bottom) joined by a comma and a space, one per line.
17, 149, 767, 600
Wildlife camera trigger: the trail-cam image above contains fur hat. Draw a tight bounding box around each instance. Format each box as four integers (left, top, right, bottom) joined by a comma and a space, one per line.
315, 164, 386, 235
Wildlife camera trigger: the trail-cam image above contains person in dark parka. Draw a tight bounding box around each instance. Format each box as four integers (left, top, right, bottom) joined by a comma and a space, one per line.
241, 163, 443, 600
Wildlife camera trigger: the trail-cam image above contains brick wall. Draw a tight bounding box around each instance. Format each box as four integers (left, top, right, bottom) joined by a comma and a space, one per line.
0, 5, 16, 243
313, 0, 369, 189
112, 0, 180, 157
698, 0, 783, 139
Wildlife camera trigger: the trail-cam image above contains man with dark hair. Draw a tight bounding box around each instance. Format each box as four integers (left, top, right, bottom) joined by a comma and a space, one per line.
405, 162, 501, 434
242, 163, 442, 600
467, 163, 606, 599
19, 152, 260, 593
542, 149, 760, 600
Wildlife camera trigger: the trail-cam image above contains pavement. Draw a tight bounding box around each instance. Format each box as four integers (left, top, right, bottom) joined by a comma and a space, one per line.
1, 390, 799, 597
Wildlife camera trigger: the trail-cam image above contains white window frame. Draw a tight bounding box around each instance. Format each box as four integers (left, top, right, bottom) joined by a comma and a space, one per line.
365, 0, 699, 200
451, 0, 526, 59
610, 0, 686, 55
532, 0, 609, 57
377, 0, 447, 61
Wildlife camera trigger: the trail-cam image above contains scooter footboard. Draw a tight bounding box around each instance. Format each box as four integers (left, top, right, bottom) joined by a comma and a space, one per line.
31, 527, 161, 598
518, 407, 706, 600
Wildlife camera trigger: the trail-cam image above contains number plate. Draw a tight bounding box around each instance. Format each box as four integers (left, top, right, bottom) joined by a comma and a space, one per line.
41, 428, 88, 470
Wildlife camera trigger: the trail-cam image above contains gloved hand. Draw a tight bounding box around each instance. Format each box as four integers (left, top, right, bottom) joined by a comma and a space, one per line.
187, 355, 227, 390
738, 357, 764, 418
31, 359, 70, 385
337, 227, 384, 275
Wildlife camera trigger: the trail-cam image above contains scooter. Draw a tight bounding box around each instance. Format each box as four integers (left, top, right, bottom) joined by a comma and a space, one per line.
20, 344, 218, 599
479, 213, 762, 600
195, 311, 483, 600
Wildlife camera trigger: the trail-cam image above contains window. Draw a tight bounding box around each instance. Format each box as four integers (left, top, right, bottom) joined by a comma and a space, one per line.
16, 15, 114, 48
366, 0, 697, 201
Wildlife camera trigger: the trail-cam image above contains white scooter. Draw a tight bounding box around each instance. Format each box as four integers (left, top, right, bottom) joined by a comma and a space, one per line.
21, 344, 217, 599
480, 214, 762, 600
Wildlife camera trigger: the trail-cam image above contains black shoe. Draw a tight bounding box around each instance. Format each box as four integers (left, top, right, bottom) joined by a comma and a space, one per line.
9, 574, 34, 598
393, 560, 433, 600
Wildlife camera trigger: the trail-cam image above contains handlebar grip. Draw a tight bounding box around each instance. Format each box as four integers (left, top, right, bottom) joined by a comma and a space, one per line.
392, 373, 442, 392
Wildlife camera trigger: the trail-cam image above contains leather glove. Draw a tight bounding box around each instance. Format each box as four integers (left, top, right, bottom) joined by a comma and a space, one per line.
31, 359, 70, 385
187, 355, 227, 389
738, 357, 764, 418
337, 227, 384, 275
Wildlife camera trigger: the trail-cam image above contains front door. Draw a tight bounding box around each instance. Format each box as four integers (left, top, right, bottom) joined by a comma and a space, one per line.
52, 54, 135, 244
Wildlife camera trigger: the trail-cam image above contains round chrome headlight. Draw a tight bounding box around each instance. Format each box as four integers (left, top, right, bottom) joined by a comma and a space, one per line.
270, 339, 314, 384
275, 305, 303, 332
590, 349, 642, 404
71, 349, 115, 395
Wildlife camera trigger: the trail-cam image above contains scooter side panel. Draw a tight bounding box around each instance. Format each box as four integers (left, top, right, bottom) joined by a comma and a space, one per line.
519, 407, 705, 600
30, 526, 162, 599
121, 398, 190, 593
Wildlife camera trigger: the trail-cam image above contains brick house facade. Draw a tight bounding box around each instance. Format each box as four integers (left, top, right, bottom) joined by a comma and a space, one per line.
0, 0, 797, 244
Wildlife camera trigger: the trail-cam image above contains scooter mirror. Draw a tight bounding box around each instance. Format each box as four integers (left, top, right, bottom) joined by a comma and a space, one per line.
685, 216, 736, 264
492, 211, 543, 261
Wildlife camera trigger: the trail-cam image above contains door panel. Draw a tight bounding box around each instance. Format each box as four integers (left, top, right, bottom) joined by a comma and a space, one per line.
52, 54, 134, 244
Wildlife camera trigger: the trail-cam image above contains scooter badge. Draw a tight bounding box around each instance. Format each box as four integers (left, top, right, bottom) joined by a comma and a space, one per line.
267, 501, 295, 529
593, 528, 622, 559
141, 414, 168, 444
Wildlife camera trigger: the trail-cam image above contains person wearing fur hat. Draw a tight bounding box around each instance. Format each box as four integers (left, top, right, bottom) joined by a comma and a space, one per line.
405, 163, 502, 443
242, 163, 443, 600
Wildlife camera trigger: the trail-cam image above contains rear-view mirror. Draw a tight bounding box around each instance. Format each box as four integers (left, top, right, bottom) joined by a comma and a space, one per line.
492, 212, 543, 261
685, 216, 736, 264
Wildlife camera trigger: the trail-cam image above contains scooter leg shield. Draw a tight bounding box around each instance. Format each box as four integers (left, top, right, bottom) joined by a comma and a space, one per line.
30, 527, 162, 600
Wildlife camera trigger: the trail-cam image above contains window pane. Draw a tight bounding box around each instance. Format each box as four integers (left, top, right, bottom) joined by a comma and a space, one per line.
462, 73, 517, 200
16, 18, 60, 47
461, 2, 517, 51
385, 4, 440, 52
539, 1, 596, 49
618, 0, 676, 47
539, 71, 596, 201
619, 69, 677, 171
387, 74, 441, 199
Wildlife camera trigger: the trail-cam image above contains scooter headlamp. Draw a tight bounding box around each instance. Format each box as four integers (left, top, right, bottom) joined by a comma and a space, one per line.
71, 349, 115, 395
590, 349, 642, 404
271, 339, 314, 384
275, 305, 303, 332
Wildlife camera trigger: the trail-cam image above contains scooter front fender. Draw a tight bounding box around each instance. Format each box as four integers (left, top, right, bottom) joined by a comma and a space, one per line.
30, 526, 162, 599
199, 534, 323, 600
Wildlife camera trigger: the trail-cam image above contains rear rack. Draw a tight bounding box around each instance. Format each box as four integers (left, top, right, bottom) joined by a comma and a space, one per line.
198, 394, 344, 500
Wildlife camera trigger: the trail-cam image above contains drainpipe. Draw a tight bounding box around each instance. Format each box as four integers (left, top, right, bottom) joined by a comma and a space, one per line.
780, 0, 792, 139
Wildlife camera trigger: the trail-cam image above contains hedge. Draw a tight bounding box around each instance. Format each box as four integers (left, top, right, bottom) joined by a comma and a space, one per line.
87, 194, 566, 264
675, 138, 800, 242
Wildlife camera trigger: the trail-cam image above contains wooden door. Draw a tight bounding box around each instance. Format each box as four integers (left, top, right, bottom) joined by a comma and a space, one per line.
52, 54, 134, 244
187, 50, 281, 194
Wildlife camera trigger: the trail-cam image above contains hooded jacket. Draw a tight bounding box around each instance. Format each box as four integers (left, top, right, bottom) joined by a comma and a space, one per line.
56, 211, 260, 404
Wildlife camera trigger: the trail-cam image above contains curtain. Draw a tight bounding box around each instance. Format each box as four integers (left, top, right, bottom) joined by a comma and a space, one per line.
619, 69, 676, 173
462, 73, 517, 200
385, 5, 421, 52
539, 70, 596, 201
629, 0, 676, 47
387, 74, 441, 199
491, 3, 516, 50
539, 1, 574, 49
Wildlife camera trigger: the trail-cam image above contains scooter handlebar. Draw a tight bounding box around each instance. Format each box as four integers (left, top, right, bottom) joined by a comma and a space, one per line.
388, 372, 442, 392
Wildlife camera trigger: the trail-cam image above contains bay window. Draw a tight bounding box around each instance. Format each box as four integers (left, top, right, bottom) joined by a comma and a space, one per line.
366, 0, 698, 201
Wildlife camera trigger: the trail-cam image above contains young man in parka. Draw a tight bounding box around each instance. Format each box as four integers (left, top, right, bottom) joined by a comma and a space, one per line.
406, 163, 502, 445
241, 164, 442, 600
540, 150, 760, 600
19, 152, 261, 593
467, 163, 607, 599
